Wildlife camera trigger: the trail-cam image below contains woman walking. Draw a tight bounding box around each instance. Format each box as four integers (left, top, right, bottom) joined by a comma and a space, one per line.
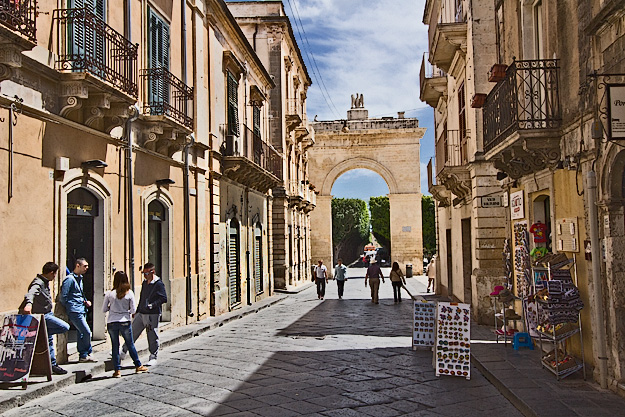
390, 262, 406, 303
102, 271, 148, 377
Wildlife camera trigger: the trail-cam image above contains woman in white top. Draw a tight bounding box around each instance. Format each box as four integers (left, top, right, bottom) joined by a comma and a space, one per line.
102, 271, 148, 377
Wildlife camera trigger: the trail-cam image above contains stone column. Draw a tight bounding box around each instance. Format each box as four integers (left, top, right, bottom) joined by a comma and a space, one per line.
389, 193, 423, 271
310, 194, 333, 277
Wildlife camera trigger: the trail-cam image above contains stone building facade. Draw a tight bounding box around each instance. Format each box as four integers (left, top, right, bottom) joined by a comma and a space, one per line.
423, 0, 625, 392
228, 1, 316, 291
421, 0, 507, 324
0, 0, 310, 358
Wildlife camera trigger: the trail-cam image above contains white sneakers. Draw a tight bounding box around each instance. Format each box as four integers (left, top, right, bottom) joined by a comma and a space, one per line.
79, 354, 98, 363
119, 349, 127, 360
146, 358, 157, 367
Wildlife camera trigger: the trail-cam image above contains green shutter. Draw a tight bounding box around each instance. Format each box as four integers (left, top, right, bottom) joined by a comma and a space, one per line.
70, 0, 105, 72
253, 106, 261, 138
227, 72, 240, 137
148, 8, 170, 112
254, 236, 262, 294
227, 222, 241, 306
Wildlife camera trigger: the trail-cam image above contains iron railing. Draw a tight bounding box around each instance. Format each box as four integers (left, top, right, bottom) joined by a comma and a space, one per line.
483, 59, 561, 153
0, 0, 37, 42
54, 7, 138, 98
141, 67, 193, 129
435, 129, 469, 175
222, 124, 282, 180
286, 98, 303, 117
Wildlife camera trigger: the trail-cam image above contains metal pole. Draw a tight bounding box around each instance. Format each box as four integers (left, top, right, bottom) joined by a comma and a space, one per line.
8, 104, 14, 201
586, 170, 608, 388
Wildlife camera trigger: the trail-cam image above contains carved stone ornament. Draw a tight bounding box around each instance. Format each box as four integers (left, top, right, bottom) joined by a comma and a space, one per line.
60, 82, 89, 99
429, 184, 451, 207
60, 96, 83, 117
0, 44, 22, 68
0, 63, 12, 81
439, 170, 471, 202
493, 140, 561, 180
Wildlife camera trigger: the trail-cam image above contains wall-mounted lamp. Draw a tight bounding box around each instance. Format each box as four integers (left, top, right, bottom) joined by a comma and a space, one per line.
155, 178, 175, 186
81, 159, 107, 170
341, 119, 349, 133
496, 171, 508, 181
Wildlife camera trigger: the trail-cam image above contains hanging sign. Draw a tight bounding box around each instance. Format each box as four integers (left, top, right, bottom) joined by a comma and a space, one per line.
510, 190, 525, 219
608, 85, 625, 139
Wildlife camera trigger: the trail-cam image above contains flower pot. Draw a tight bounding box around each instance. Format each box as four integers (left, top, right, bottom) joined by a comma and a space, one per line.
488, 63, 508, 82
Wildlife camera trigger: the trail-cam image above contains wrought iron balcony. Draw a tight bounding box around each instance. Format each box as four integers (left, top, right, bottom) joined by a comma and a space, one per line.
0, 0, 37, 43
285, 98, 303, 131
141, 67, 193, 130
54, 7, 138, 98
222, 124, 282, 192
420, 52, 447, 108
483, 59, 561, 154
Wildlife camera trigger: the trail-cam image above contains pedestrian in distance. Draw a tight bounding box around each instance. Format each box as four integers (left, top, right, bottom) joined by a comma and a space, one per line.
314, 259, 328, 300
61, 258, 97, 363
426, 254, 437, 293
365, 258, 385, 304
20, 262, 70, 375
121, 262, 167, 366
102, 271, 148, 377
390, 262, 406, 303
334, 258, 348, 299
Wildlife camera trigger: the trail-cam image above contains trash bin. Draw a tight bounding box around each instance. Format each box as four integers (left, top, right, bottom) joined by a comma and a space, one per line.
406, 264, 413, 278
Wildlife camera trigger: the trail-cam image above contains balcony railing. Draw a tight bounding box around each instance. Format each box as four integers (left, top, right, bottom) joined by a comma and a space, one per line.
141, 67, 193, 129
483, 59, 561, 153
223, 124, 282, 179
435, 129, 469, 175
54, 7, 138, 98
421, 52, 446, 79
0, 0, 37, 42
286, 98, 303, 117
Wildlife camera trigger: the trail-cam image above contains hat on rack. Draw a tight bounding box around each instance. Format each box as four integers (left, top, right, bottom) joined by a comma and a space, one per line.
498, 288, 514, 304
490, 285, 505, 296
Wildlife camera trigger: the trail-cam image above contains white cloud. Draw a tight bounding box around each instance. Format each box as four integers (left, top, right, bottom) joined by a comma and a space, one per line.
286, 0, 429, 120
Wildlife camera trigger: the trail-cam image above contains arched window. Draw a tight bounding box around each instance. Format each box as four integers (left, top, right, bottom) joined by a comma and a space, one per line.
228, 218, 241, 306
254, 223, 263, 294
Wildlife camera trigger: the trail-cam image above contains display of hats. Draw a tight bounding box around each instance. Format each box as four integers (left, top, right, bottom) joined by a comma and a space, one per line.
498, 288, 514, 304
490, 285, 505, 296
505, 309, 522, 320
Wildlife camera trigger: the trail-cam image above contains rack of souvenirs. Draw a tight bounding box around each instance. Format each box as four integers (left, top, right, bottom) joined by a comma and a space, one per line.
413, 300, 436, 349
489, 285, 522, 344
435, 302, 471, 380
531, 253, 586, 380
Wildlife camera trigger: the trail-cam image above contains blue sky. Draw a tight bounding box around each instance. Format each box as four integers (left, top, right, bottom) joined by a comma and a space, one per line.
231, 0, 433, 199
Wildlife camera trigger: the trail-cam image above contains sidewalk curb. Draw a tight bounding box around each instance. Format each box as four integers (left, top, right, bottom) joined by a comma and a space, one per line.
274, 282, 315, 294
0, 293, 289, 414
471, 355, 537, 417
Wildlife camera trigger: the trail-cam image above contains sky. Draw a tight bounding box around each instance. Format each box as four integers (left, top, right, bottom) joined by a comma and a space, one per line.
278, 0, 434, 200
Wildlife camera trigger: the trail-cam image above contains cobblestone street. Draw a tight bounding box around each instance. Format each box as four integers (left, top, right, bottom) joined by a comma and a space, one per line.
5, 271, 521, 417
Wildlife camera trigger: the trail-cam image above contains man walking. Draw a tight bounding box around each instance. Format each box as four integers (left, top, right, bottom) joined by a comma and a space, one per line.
314, 260, 328, 300
365, 258, 385, 304
21, 262, 70, 374
334, 259, 348, 299
122, 263, 167, 366
61, 258, 97, 362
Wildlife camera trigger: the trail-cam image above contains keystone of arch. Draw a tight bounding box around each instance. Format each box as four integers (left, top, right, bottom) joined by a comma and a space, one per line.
320, 157, 399, 196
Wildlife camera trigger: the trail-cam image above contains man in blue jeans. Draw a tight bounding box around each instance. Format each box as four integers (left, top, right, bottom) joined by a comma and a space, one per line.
61, 258, 97, 363
21, 262, 70, 374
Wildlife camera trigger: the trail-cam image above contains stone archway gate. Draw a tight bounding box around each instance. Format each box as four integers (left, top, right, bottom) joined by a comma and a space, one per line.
309, 112, 426, 274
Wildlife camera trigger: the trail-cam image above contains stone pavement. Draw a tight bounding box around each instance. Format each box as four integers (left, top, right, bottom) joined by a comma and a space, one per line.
2, 269, 521, 417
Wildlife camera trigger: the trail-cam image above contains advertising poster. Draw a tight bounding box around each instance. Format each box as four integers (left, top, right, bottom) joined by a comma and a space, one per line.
0, 315, 40, 384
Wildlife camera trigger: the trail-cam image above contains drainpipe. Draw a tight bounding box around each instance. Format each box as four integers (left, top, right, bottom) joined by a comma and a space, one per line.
181, 0, 187, 85
586, 169, 608, 388
184, 133, 195, 321
126, 104, 140, 288
252, 24, 258, 51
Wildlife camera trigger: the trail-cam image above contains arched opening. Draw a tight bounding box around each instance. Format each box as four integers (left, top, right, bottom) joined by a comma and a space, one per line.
147, 199, 171, 321
331, 169, 390, 267
227, 218, 241, 307
66, 187, 105, 340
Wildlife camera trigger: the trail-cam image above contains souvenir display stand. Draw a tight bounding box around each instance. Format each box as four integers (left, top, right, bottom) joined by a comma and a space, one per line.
491, 293, 522, 345
413, 300, 436, 349
532, 255, 586, 380
435, 302, 471, 380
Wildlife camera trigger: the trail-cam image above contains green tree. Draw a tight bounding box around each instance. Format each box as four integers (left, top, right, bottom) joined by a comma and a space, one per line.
369, 196, 390, 248
422, 195, 436, 257
332, 198, 370, 260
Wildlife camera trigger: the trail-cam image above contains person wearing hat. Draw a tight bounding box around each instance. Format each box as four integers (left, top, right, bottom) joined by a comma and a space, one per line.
365, 258, 385, 304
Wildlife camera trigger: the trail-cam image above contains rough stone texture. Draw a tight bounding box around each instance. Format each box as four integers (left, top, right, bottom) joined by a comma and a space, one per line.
3, 269, 520, 417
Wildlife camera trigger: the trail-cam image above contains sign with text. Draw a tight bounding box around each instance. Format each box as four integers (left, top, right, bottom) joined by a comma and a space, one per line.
481, 195, 502, 208
609, 85, 625, 139
510, 190, 525, 220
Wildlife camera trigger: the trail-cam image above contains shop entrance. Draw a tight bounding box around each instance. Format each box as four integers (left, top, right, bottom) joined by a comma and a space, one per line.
147, 199, 171, 321
66, 187, 105, 340
462, 218, 472, 302
446, 228, 453, 298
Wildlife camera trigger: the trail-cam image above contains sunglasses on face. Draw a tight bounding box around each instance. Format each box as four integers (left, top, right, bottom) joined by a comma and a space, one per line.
143, 270, 155, 275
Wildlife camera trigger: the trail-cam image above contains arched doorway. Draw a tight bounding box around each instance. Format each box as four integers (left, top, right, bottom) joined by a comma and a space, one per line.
66, 187, 104, 339
227, 218, 241, 307
147, 199, 172, 321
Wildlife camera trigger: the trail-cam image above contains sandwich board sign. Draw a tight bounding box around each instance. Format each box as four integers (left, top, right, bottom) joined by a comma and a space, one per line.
0, 314, 52, 388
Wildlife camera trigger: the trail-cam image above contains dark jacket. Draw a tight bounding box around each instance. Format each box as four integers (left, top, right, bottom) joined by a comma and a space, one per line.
137, 277, 167, 315
22, 275, 53, 314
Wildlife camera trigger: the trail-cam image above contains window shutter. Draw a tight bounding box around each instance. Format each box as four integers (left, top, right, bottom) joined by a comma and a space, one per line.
148, 8, 170, 111
253, 106, 261, 138
227, 223, 241, 306
227, 72, 240, 137
254, 236, 262, 294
